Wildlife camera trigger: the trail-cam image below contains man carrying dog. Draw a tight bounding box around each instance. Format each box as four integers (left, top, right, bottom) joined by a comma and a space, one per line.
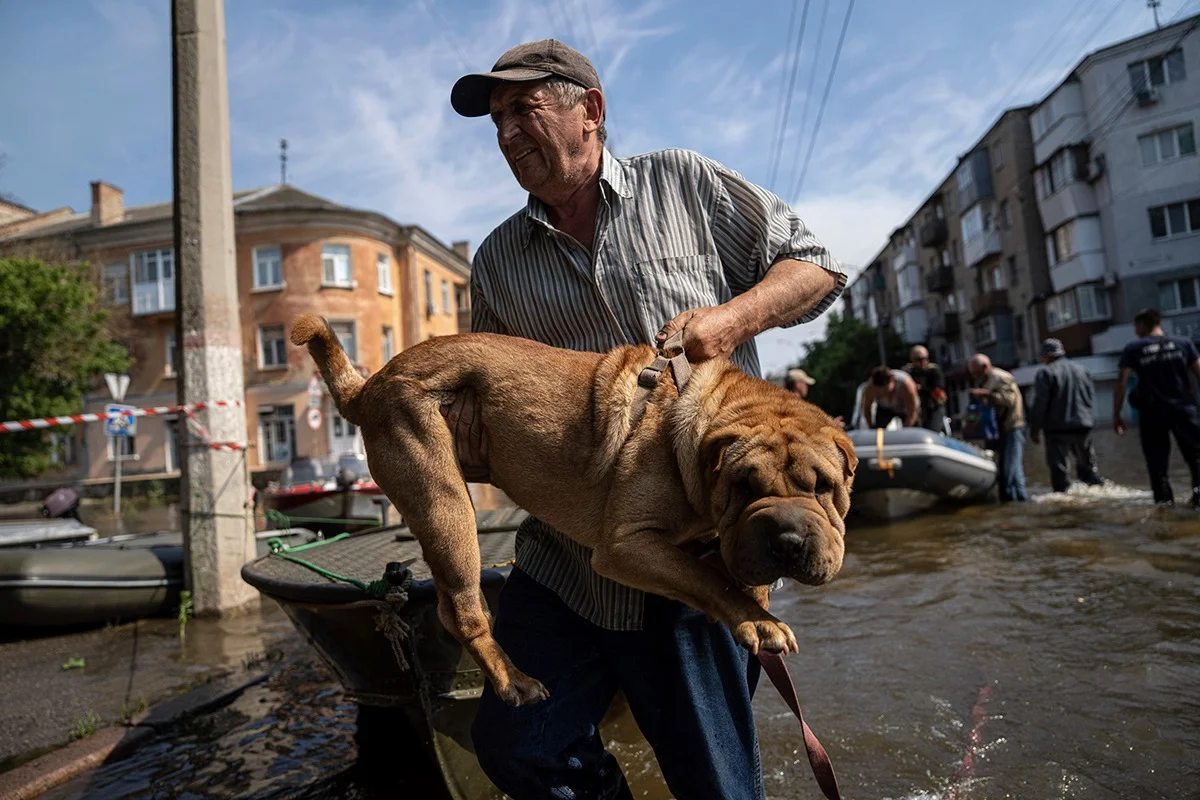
446, 38, 843, 800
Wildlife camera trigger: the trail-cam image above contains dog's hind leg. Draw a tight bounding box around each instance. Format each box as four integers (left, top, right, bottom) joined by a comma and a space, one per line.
364, 396, 549, 708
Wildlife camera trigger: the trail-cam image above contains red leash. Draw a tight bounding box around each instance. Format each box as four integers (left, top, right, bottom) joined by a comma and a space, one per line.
758, 652, 842, 800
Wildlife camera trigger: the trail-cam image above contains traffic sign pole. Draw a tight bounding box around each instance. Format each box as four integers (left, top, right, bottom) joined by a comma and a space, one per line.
113, 435, 122, 517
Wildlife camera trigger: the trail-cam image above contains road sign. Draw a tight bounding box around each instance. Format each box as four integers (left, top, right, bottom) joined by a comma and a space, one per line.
104, 404, 136, 437
306, 406, 322, 431
104, 373, 130, 402
307, 374, 323, 409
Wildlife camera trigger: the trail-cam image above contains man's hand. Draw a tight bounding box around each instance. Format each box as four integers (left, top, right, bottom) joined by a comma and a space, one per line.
656, 306, 748, 362
439, 389, 491, 483
1114, 417, 1126, 436
832, 415, 846, 429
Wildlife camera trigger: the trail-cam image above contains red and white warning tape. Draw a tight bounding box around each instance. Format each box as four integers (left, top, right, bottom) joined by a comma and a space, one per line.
0, 400, 245, 434
184, 409, 251, 451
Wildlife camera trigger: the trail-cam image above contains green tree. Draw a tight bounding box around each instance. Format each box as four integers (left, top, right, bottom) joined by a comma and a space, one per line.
789, 313, 909, 422
0, 257, 131, 478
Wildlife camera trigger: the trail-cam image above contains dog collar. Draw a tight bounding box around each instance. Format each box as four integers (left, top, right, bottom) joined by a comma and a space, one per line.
629, 330, 691, 428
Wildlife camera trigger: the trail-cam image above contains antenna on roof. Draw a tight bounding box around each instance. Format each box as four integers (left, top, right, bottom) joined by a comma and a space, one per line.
280, 138, 288, 185
1148, 0, 1161, 29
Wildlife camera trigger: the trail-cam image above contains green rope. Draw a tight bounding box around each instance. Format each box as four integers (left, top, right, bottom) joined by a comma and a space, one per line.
265, 534, 391, 599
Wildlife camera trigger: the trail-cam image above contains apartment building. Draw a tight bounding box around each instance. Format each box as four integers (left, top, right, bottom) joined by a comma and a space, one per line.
0, 181, 471, 491
1028, 13, 1200, 375
845, 107, 1049, 419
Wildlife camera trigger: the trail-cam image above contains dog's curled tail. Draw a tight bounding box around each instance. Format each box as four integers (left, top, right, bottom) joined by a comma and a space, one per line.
291, 313, 365, 424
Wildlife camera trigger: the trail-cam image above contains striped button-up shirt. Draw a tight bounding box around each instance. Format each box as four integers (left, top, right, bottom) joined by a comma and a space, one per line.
471, 147, 844, 630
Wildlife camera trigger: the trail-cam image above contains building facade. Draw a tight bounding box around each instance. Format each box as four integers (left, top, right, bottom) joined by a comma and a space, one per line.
0, 182, 472, 492
845, 107, 1050, 420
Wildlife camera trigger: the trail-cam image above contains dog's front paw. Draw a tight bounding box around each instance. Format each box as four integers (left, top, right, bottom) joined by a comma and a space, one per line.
732, 618, 798, 655
495, 670, 550, 707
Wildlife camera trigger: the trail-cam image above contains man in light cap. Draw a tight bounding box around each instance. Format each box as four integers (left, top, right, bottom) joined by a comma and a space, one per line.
1028, 338, 1104, 493
785, 367, 815, 398
443, 38, 844, 800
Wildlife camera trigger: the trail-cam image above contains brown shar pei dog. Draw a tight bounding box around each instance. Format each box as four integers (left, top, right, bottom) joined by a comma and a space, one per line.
292, 314, 857, 707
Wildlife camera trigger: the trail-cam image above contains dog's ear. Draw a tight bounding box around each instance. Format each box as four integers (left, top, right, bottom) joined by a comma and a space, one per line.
702, 433, 739, 475
830, 429, 858, 480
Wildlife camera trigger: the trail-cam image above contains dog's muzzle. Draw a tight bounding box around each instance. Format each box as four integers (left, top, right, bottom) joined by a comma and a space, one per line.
733, 503, 843, 586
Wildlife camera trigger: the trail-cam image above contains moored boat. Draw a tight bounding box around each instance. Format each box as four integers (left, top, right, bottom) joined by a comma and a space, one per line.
0, 528, 318, 628
847, 427, 996, 520
262, 454, 386, 533
241, 506, 529, 800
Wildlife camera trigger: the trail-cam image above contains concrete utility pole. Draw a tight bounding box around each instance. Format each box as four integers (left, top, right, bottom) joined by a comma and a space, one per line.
172, 0, 257, 615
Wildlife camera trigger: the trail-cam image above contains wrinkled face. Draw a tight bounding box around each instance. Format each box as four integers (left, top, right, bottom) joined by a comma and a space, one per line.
705, 407, 858, 588
489, 81, 588, 198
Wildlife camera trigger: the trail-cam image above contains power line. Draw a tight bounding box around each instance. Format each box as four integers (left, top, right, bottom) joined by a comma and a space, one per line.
785, 0, 830, 193
768, 0, 813, 191
419, 0, 470, 69
577, 0, 602, 53
766, 0, 800, 188
792, 0, 856, 200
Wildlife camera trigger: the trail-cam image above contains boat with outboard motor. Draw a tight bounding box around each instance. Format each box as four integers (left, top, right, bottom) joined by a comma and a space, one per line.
848, 371, 997, 520
262, 453, 386, 533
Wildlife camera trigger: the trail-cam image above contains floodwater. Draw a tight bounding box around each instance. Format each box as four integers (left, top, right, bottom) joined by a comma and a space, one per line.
39, 429, 1200, 799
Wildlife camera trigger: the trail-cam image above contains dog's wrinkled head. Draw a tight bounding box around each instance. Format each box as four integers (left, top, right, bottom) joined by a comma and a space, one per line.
700, 393, 857, 588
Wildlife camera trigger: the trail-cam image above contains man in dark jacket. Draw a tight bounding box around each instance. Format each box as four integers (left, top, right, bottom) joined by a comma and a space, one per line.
1028, 338, 1104, 492
905, 345, 948, 432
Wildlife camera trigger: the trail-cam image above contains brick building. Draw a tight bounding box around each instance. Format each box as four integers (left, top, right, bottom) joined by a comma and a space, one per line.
0, 182, 472, 492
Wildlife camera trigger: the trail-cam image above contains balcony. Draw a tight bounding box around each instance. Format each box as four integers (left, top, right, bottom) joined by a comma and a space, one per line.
132, 278, 175, 315
956, 149, 995, 211
919, 219, 948, 248
925, 266, 954, 294
891, 243, 918, 272
971, 289, 1010, 319
930, 311, 961, 338
1050, 250, 1107, 294
1039, 182, 1098, 233
964, 229, 1002, 268
1032, 82, 1087, 164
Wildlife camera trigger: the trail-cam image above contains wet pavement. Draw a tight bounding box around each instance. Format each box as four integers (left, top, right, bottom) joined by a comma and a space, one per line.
13, 428, 1200, 798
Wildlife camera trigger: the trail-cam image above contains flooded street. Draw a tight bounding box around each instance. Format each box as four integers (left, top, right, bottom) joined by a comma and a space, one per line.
34, 429, 1200, 799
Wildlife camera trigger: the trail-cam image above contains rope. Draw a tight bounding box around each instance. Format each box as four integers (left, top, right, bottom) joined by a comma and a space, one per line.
264, 534, 391, 599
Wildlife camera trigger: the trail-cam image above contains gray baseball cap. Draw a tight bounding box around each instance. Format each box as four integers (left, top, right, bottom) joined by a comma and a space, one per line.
451, 39, 602, 118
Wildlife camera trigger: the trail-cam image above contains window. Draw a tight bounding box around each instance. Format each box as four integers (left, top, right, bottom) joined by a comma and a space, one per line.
993, 145, 1004, 170
1007, 255, 1019, 287
1076, 284, 1110, 321
955, 161, 974, 192
259, 324, 287, 369
1045, 292, 1077, 330
331, 321, 357, 362
253, 246, 283, 289
973, 317, 996, 345
1138, 123, 1196, 166
984, 264, 1006, 290
455, 285, 470, 312
382, 326, 395, 361
131, 248, 175, 315
941, 249, 951, 267
49, 431, 77, 466
257, 405, 295, 463
1148, 198, 1200, 239
321, 244, 353, 287
1046, 222, 1075, 266
1159, 276, 1200, 313
103, 264, 128, 304
377, 252, 392, 295
1032, 98, 1057, 140
1128, 49, 1186, 92
442, 280, 451, 315
935, 201, 945, 220
424, 270, 434, 317
1000, 199, 1012, 229
107, 435, 136, 461
165, 331, 177, 377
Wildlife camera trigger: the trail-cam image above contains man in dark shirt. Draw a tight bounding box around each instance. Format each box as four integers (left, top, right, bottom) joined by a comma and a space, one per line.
1028, 338, 1104, 492
904, 345, 947, 432
1113, 308, 1200, 507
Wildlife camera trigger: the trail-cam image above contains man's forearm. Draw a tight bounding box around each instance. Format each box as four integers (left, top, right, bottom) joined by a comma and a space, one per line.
720, 258, 839, 344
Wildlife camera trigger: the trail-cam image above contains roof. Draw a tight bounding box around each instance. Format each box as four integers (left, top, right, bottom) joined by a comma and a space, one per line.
0, 184, 469, 271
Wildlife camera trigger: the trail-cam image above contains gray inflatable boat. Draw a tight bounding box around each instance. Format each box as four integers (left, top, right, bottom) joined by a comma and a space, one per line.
847, 427, 996, 520
0, 528, 318, 628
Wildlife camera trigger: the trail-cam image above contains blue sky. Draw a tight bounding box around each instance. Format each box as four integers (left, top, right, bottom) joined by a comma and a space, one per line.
0, 0, 1188, 374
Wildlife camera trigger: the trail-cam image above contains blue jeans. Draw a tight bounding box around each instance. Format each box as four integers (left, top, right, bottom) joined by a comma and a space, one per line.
471, 567, 764, 800
990, 427, 1028, 502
